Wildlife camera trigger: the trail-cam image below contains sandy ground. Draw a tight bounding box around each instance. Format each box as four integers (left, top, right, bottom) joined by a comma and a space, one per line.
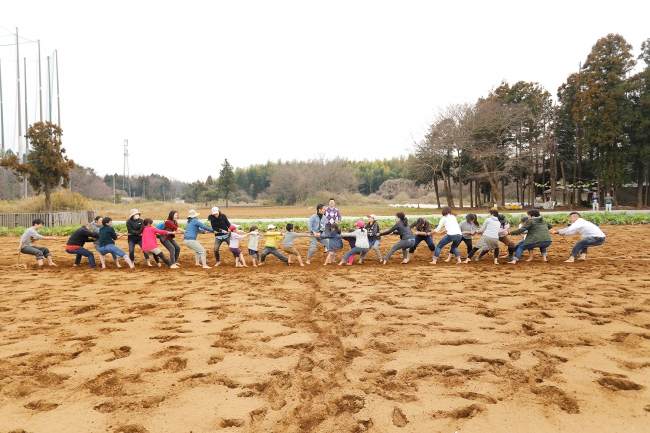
0, 225, 649, 433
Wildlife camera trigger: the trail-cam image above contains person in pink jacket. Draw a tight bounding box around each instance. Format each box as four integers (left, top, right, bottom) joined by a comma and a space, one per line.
139, 218, 179, 268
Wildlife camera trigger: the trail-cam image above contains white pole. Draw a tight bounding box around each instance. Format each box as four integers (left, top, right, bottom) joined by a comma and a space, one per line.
16, 28, 22, 161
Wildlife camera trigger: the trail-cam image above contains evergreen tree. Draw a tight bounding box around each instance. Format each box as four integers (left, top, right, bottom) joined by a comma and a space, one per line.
218, 159, 236, 207
0, 121, 75, 210
627, 38, 650, 206
575, 34, 635, 200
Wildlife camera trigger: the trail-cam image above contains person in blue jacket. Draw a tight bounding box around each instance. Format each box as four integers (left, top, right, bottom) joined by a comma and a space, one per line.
306, 204, 330, 264
183, 209, 214, 268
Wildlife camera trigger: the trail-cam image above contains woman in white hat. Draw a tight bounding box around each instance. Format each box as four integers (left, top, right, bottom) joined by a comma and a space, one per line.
126, 208, 153, 266
207, 206, 231, 267
183, 209, 214, 269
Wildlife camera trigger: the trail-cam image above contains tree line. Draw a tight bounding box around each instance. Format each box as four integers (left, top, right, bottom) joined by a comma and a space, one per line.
180, 157, 410, 205
3, 34, 648, 210
410, 34, 650, 208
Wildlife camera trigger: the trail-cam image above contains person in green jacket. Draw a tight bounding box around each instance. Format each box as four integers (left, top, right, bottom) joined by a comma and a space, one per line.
507, 209, 553, 264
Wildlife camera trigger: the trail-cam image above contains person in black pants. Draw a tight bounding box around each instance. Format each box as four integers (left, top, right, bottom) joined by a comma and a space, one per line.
379, 212, 416, 264
407, 217, 435, 262
160, 210, 184, 265
126, 208, 152, 266
207, 206, 231, 267
458, 213, 479, 258
66, 223, 99, 269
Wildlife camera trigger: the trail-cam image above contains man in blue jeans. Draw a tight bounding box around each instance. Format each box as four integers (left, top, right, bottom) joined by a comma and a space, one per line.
306, 204, 329, 264
552, 212, 606, 262
66, 223, 99, 269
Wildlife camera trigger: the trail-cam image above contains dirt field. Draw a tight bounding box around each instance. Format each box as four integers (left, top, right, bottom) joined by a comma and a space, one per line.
1, 225, 649, 433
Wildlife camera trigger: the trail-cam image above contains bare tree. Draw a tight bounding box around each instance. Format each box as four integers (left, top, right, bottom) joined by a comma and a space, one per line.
377, 178, 416, 200
267, 157, 357, 204
465, 99, 529, 204
70, 165, 113, 200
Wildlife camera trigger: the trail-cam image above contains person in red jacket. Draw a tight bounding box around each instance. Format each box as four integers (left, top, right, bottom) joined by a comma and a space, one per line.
160, 210, 185, 266
139, 218, 179, 268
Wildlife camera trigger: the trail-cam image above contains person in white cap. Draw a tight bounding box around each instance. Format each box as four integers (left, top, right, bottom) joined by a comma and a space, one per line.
207, 206, 231, 267
183, 209, 215, 268
126, 208, 153, 266
259, 224, 289, 265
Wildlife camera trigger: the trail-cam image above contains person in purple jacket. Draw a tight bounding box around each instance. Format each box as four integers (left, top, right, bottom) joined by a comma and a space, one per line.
324, 198, 342, 234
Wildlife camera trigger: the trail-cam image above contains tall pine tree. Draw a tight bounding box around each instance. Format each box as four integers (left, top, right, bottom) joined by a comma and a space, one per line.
218, 159, 236, 207
575, 34, 635, 202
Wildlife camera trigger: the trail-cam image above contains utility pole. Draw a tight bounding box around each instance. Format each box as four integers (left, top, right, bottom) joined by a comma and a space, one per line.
38, 41, 43, 122
23, 57, 29, 198
16, 28, 22, 162
123, 139, 130, 196
0, 59, 4, 156
24, 57, 28, 154
47, 56, 51, 121
55, 50, 60, 127
113, 174, 116, 204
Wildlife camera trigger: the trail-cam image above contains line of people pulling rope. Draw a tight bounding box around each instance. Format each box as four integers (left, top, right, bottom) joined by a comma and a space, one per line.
16, 204, 607, 269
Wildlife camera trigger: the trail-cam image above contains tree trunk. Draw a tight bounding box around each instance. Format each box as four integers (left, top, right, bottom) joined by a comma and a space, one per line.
44, 184, 51, 211
529, 172, 534, 210
469, 179, 474, 208
457, 150, 463, 209
596, 156, 601, 209
645, 163, 650, 206
549, 140, 557, 202
440, 170, 454, 208
481, 160, 501, 204
576, 147, 583, 206
560, 161, 567, 207
501, 179, 505, 207
433, 174, 441, 209
638, 169, 644, 208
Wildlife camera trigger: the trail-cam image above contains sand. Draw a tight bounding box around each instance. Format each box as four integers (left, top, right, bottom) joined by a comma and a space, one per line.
0, 225, 649, 433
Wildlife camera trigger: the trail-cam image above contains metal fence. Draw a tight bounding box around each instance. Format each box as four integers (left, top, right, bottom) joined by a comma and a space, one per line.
0, 211, 95, 228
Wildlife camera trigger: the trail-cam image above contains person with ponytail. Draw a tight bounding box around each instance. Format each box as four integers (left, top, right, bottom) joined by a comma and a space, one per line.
160, 210, 185, 265
379, 212, 415, 264
463, 209, 501, 265
139, 218, 178, 268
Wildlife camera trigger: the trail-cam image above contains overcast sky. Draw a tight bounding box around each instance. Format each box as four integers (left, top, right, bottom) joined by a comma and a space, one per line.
1, 0, 648, 182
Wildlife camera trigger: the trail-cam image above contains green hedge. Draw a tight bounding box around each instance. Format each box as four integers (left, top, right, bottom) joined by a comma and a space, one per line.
1, 212, 648, 237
